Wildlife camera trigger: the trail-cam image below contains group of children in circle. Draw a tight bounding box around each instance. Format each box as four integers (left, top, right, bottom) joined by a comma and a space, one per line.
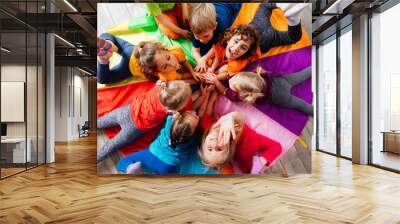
97, 3, 313, 174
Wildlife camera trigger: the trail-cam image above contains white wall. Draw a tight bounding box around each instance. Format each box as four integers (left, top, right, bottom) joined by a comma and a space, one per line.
55, 67, 89, 141
1, 65, 38, 137
1, 64, 46, 163
55, 66, 68, 141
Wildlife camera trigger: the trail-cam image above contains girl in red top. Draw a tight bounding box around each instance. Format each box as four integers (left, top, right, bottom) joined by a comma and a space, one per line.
197, 93, 282, 173
97, 80, 192, 162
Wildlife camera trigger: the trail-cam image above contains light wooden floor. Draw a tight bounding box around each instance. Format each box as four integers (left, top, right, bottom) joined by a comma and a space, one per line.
372, 150, 400, 171
0, 135, 400, 223
1, 167, 25, 178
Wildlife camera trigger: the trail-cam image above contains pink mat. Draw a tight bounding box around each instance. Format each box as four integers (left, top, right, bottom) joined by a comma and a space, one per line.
214, 96, 298, 171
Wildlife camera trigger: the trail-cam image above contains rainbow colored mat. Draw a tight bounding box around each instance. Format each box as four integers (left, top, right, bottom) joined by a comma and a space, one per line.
97, 3, 312, 173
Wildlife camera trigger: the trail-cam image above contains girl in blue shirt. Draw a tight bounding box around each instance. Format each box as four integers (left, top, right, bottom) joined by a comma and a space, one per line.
116, 111, 200, 174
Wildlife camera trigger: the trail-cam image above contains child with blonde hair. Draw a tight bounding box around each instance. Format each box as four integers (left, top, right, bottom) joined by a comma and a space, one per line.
205, 66, 313, 116
97, 34, 202, 83
97, 80, 192, 161
198, 109, 282, 173
189, 3, 242, 73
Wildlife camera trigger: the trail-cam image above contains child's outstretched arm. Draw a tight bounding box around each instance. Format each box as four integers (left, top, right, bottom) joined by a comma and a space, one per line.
181, 78, 198, 85
181, 3, 190, 25
192, 47, 204, 70
254, 134, 282, 173
192, 84, 208, 111
156, 13, 192, 39
216, 64, 229, 80
196, 85, 215, 117
183, 60, 203, 82
208, 53, 220, 74
204, 90, 219, 117
204, 73, 226, 94
194, 47, 215, 73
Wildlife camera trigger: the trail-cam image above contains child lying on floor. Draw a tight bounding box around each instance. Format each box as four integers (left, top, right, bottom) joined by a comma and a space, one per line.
97, 80, 192, 162
198, 94, 282, 173
189, 3, 242, 73
204, 66, 313, 116
97, 34, 202, 83
194, 4, 303, 80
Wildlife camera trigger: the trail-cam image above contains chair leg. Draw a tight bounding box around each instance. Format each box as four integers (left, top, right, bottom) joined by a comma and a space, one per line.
278, 159, 289, 178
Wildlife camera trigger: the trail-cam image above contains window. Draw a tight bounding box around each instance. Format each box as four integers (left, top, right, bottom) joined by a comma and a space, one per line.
0, 0, 47, 179
317, 36, 337, 154
339, 28, 352, 158
370, 2, 400, 171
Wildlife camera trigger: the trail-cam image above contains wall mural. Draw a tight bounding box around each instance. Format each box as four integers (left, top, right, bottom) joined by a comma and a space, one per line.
97, 3, 313, 175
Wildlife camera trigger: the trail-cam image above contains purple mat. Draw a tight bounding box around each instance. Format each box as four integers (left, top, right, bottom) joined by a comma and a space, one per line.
247, 46, 312, 136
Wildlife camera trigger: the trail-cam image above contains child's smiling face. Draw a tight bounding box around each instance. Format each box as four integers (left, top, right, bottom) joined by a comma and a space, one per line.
155, 50, 181, 73
225, 34, 253, 60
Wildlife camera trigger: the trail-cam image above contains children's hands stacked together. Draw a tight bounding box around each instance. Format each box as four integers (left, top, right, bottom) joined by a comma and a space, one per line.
203, 72, 218, 84
192, 72, 203, 82
195, 57, 208, 73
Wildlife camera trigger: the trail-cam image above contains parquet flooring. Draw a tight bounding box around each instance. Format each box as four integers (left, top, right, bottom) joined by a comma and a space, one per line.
1, 134, 400, 223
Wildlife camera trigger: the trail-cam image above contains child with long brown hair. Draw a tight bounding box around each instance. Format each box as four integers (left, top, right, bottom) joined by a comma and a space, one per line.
97, 33, 202, 83
201, 4, 303, 80
207, 24, 261, 80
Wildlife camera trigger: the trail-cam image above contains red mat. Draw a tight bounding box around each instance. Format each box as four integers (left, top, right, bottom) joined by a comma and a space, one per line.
97, 82, 162, 155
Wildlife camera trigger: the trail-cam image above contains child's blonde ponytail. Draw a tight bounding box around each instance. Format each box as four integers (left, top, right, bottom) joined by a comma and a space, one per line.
229, 71, 266, 104
240, 92, 265, 104
158, 80, 192, 112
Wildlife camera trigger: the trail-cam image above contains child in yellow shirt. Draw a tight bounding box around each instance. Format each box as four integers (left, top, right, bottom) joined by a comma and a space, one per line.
97, 33, 202, 83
